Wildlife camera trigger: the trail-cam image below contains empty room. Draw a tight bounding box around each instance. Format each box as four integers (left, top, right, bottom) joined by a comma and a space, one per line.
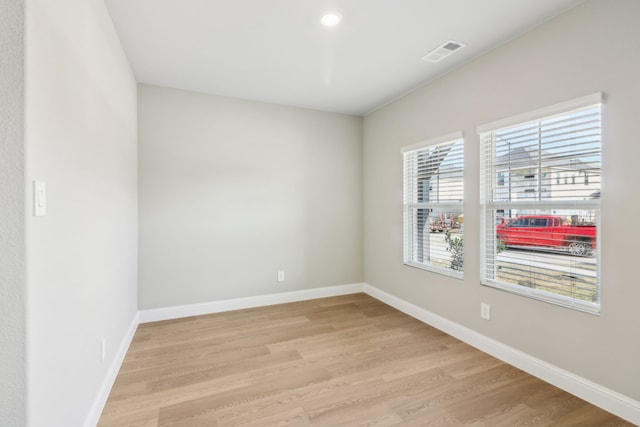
2, 0, 640, 426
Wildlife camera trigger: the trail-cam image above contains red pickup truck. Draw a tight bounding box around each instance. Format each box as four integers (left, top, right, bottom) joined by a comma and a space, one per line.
496, 215, 596, 256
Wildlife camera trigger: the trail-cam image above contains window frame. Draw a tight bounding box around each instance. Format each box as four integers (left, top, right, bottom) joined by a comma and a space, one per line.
478, 93, 602, 314
402, 132, 465, 279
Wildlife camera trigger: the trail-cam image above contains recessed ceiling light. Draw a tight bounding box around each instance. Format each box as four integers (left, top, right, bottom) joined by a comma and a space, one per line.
320, 12, 342, 28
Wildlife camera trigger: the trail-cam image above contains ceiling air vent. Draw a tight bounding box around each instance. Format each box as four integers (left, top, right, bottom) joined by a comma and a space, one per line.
422, 40, 466, 63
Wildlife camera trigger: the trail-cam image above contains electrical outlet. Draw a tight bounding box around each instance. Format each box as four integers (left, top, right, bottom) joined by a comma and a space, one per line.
481, 303, 491, 320
277, 270, 285, 282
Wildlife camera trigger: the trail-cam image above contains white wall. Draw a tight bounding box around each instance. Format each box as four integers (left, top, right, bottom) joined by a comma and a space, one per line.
138, 85, 362, 309
25, 0, 138, 426
0, 0, 26, 425
363, 0, 640, 402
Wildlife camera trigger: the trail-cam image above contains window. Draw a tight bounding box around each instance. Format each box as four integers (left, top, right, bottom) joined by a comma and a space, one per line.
479, 93, 602, 313
402, 133, 464, 277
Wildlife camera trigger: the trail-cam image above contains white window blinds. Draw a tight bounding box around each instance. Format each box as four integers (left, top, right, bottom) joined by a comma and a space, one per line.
479, 94, 602, 313
403, 134, 464, 277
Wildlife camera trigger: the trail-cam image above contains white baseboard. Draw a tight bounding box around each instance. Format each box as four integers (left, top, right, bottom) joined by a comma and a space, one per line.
363, 283, 640, 426
83, 311, 140, 427
138, 283, 365, 324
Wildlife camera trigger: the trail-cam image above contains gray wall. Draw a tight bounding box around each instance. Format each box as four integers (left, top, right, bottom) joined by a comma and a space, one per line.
0, 0, 26, 425
363, 0, 640, 401
138, 85, 363, 309
25, 0, 138, 426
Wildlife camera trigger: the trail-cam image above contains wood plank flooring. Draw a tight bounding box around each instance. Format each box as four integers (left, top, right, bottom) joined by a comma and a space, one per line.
98, 293, 633, 426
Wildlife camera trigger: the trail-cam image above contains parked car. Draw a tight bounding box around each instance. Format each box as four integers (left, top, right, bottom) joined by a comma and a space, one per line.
496, 215, 596, 256
429, 213, 459, 232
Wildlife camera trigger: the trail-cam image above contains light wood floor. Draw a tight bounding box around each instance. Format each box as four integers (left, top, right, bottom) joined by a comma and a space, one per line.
98, 293, 633, 426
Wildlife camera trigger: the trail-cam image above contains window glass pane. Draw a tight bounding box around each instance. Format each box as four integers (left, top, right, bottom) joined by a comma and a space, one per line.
414, 140, 464, 203
406, 207, 464, 272
489, 208, 597, 303
493, 107, 601, 202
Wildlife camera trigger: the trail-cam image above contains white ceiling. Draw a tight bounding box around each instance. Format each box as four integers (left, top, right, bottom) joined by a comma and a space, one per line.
104, 0, 585, 116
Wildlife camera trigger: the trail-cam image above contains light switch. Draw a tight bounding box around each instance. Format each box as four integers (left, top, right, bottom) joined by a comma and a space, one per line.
34, 181, 47, 217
